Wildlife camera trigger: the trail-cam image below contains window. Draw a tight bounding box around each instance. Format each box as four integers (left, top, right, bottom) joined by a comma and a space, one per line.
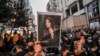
93, 7, 99, 16
79, 0, 84, 9
71, 4, 78, 14
66, 9, 70, 17
54, 3, 57, 7
87, 0, 99, 20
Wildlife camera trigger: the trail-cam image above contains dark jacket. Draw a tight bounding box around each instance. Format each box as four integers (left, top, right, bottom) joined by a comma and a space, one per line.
14, 51, 25, 56
41, 28, 60, 47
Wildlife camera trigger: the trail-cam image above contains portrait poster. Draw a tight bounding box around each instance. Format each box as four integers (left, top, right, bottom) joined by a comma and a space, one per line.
37, 12, 62, 47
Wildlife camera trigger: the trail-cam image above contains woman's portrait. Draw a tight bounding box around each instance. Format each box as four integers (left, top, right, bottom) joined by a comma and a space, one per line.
37, 12, 61, 47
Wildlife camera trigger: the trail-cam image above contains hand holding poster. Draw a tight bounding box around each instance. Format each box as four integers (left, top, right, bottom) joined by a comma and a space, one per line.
37, 12, 62, 47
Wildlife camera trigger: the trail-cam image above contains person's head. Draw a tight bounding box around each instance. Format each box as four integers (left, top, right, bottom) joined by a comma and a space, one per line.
28, 46, 34, 52
33, 41, 43, 56
15, 45, 22, 50
4, 33, 8, 38
34, 41, 42, 53
27, 41, 34, 47
15, 41, 23, 51
8, 34, 11, 37
0, 38, 4, 46
62, 35, 69, 42
14, 30, 17, 35
74, 41, 80, 49
75, 31, 81, 39
62, 46, 69, 56
45, 17, 54, 29
87, 36, 93, 43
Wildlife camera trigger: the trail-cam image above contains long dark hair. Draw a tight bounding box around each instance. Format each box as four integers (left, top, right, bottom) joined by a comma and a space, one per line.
44, 16, 54, 29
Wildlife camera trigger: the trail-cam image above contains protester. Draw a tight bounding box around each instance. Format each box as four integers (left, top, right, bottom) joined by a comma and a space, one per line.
0, 28, 99, 56
0, 38, 5, 52
14, 42, 26, 56
4, 33, 14, 52
13, 30, 20, 44
61, 28, 100, 56
34, 41, 45, 56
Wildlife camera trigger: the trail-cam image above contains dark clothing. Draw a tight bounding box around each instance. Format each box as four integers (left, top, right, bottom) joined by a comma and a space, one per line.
4, 37, 14, 52
14, 51, 25, 56
0, 52, 12, 56
84, 42, 97, 56
0, 45, 5, 53
96, 45, 100, 56
46, 47, 59, 55
78, 52, 87, 56
41, 28, 60, 47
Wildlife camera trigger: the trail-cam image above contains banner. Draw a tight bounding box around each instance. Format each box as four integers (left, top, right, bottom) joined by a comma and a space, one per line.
37, 12, 62, 47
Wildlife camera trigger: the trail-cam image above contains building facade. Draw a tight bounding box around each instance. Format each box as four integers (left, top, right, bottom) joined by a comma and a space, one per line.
61, 0, 88, 30
83, 0, 100, 28
46, 0, 63, 12
47, 0, 100, 30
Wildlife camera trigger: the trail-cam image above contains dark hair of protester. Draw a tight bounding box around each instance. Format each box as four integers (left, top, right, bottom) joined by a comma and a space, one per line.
14, 30, 17, 35
85, 35, 95, 47
28, 46, 34, 52
61, 46, 69, 56
86, 35, 93, 42
4, 33, 13, 52
4, 33, 8, 37
14, 41, 25, 56
24, 45, 35, 56
0, 38, 5, 52
15, 41, 24, 50
61, 34, 69, 44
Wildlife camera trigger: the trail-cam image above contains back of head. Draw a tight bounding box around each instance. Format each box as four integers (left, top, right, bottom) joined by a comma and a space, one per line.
14, 30, 17, 35
15, 41, 23, 50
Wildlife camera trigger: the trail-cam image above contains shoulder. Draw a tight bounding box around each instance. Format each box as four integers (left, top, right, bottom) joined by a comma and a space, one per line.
24, 53, 28, 56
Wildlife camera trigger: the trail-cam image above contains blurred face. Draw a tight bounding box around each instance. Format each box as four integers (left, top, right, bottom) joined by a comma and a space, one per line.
76, 42, 81, 48
64, 37, 68, 41
87, 37, 92, 43
62, 50, 67, 56
76, 32, 81, 38
46, 19, 51, 28
27, 42, 34, 47
34, 42, 42, 53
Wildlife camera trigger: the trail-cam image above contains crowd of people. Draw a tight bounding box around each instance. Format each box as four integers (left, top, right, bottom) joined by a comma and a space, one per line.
0, 28, 60, 56
0, 27, 100, 56
61, 28, 100, 56
0, 29, 43, 56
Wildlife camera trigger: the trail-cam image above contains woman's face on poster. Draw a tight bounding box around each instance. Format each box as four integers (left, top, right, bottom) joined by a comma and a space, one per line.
45, 19, 52, 28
